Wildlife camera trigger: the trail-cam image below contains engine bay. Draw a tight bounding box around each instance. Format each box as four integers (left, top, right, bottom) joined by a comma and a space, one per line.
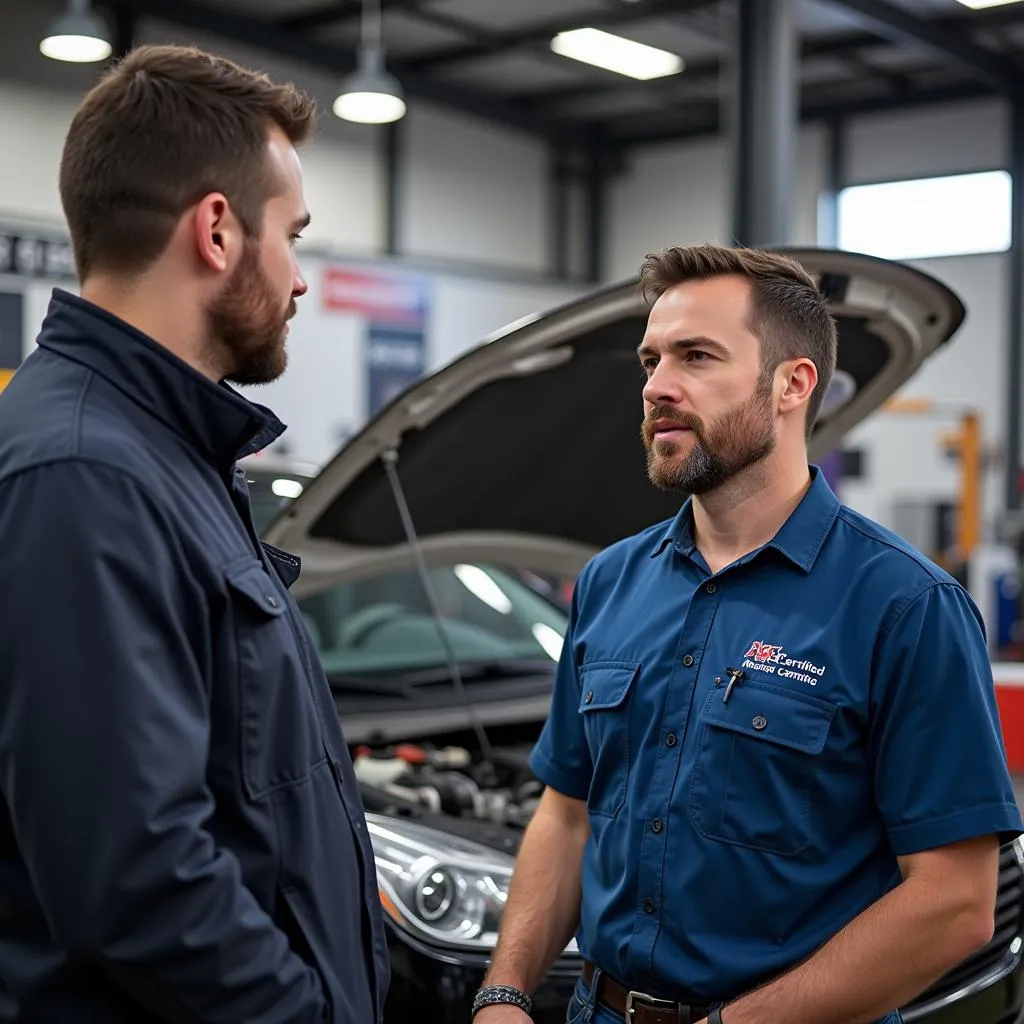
351, 733, 545, 854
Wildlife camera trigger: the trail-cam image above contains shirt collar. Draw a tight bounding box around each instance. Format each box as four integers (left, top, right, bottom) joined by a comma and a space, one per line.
36, 288, 285, 467
649, 465, 840, 573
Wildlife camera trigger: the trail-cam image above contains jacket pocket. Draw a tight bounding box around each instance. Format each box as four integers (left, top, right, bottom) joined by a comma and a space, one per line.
578, 661, 640, 818
225, 558, 327, 801
687, 680, 837, 856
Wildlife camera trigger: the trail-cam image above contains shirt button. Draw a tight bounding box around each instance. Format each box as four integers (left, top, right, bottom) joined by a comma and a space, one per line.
266, 595, 278, 608
753, 715, 768, 730
584, 690, 594, 704
706, 582, 717, 594
682, 654, 694, 667
644, 898, 656, 914
666, 733, 677, 747
651, 818, 664, 833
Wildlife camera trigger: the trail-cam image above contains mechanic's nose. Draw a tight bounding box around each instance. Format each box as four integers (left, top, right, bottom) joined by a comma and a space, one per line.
643, 362, 683, 406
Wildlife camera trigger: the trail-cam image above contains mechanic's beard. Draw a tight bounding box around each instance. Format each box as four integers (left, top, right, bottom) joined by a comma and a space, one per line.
643, 377, 777, 494
207, 240, 293, 386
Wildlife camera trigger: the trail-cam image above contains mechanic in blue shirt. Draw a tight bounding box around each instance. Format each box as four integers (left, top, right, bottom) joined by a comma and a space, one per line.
473, 244, 1023, 1024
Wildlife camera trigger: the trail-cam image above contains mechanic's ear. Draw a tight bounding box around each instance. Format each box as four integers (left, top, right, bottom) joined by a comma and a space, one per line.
777, 358, 818, 417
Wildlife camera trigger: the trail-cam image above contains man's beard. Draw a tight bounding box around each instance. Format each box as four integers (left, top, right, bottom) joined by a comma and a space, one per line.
642, 375, 777, 494
207, 238, 294, 386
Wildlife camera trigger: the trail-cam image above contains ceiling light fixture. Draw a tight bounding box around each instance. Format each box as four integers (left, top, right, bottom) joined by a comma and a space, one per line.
333, 0, 406, 125
550, 27, 683, 80
40, 0, 112, 64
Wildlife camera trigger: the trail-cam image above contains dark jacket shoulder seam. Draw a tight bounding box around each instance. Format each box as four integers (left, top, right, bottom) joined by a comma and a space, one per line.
69, 369, 93, 458
0, 456, 181, 535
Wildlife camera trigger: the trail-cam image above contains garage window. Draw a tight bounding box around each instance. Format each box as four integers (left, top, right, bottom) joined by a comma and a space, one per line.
836, 169, 1012, 261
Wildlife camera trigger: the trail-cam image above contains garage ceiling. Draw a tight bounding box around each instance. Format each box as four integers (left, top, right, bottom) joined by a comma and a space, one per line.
25, 0, 1024, 149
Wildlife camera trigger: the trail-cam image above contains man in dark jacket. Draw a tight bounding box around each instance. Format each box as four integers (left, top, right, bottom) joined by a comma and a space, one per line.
0, 44, 389, 1022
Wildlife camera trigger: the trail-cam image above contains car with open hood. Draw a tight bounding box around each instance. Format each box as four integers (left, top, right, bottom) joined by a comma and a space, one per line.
246, 248, 1024, 1024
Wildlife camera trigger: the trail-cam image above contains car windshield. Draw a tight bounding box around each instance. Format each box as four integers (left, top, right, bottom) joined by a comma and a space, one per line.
294, 563, 569, 681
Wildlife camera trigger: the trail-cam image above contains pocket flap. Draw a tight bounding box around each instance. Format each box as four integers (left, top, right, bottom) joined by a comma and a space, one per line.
702, 681, 836, 754
225, 559, 287, 619
579, 662, 640, 712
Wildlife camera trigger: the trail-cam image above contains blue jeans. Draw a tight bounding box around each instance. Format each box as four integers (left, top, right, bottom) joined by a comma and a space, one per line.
564, 971, 905, 1024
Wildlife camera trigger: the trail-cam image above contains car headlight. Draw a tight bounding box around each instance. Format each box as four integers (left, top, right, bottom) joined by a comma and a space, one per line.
366, 813, 579, 956
366, 813, 513, 951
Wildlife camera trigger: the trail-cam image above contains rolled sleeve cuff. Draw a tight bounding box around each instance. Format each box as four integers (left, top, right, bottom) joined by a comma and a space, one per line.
886, 802, 1024, 856
528, 748, 590, 802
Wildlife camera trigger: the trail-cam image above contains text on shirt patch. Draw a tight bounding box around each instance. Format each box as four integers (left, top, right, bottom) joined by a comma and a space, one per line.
742, 641, 825, 686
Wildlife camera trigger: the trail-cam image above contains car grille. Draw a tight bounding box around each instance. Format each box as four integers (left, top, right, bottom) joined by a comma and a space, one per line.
903, 841, 1024, 1012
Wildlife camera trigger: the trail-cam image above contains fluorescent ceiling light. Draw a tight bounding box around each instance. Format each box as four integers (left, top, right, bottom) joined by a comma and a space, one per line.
550, 28, 683, 80
954, 0, 1023, 8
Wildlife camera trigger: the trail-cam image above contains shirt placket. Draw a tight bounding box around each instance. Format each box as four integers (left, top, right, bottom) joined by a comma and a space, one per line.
629, 567, 724, 984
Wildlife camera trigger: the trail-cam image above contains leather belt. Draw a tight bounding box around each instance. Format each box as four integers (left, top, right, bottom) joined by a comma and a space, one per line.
581, 962, 711, 1023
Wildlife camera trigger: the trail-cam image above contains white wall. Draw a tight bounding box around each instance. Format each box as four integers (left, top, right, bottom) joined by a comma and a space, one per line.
400, 103, 550, 274
606, 124, 827, 281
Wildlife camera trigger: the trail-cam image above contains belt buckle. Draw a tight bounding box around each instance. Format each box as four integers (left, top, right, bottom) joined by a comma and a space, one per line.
624, 989, 676, 1018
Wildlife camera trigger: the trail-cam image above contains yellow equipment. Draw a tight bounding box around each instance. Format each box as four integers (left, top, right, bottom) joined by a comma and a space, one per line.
882, 397, 982, 559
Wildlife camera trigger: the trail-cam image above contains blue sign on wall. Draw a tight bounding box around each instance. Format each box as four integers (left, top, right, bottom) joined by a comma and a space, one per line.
366, 322, 426, 414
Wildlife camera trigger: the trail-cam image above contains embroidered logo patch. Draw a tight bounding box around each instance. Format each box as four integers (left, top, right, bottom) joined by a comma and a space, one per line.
742, 641, 825, 685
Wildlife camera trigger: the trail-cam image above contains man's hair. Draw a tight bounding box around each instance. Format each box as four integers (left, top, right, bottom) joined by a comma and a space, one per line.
59, 44, 318, 282
638, 244, 838, 437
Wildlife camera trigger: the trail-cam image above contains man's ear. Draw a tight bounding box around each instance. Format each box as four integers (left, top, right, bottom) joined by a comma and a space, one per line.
777, 357, 818, 417
191, 193, 239, 274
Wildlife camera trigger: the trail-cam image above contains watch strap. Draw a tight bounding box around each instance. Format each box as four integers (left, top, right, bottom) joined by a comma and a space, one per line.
708, 1007, 725, 1024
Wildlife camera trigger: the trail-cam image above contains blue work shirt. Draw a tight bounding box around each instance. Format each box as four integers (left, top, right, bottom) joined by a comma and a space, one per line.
530, 466, 1023, 1004
0, 290, 389, 1022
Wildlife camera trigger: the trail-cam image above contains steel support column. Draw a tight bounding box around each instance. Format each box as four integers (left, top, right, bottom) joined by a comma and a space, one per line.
1005, 99, 1024, 511
382, 121, 401, 257
817, 118, 846, 248
548, 146, 570, 279
729, 0, 799, 247
586, 136, 607, 284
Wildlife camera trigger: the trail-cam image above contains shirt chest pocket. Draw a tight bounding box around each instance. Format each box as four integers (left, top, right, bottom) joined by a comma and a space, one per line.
578, 661, 640, 818
687, 681, 837, 856
225, 559, 328, 802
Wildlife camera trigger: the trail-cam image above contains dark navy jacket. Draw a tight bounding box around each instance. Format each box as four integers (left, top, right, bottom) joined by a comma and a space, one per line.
0, 290, 389, 1022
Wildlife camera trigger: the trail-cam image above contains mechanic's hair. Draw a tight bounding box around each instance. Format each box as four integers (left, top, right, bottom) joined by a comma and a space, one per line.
59, 44, 317, 282
639, 244, 838, 438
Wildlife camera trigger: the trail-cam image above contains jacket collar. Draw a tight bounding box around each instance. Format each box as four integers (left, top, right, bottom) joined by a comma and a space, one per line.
650, 465, 840, 574
36, 289, 285, 467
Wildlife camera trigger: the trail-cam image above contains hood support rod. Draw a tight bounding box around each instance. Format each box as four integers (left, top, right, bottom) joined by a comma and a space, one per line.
381, 447, 496, 762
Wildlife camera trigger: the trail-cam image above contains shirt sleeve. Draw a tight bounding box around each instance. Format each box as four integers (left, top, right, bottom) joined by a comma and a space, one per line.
0, 461, 330, 1023
529, 567, 593, 800
869, 580, 1023, 856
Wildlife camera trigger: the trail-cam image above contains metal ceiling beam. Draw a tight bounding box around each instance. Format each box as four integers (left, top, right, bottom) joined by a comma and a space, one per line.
522, 4, 1024, 109
821, 0, 1023, 95
612, 80, 996, 149
401, 0, 719, 71
276, 0, 402, 35
99, 0, 591, 144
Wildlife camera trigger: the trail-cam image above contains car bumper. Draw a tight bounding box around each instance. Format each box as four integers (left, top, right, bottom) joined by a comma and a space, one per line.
900, 949, 1024, 1024
382, 925, 581, 1024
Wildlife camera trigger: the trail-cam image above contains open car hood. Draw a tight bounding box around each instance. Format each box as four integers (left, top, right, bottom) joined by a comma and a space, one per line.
265, 248, 965, 595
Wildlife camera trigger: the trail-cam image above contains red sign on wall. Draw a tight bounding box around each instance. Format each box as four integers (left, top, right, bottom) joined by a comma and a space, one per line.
321, 268, 430, 327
